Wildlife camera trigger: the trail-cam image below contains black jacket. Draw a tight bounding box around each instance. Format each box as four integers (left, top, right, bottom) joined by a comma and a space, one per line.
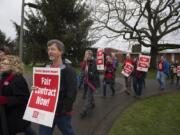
85, 59, 100, 88
0, 73, 30, 134
56, 64, 77, 115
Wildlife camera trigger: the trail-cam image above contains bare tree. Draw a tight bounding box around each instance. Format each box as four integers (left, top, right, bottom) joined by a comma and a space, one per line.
91, 0, 180, 68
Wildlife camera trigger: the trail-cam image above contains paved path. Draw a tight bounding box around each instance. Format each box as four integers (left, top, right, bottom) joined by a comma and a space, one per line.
18, 76, 179, 135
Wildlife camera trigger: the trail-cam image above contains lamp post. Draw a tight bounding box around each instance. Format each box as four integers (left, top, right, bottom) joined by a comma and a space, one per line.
19, 0, 40, 60
19, 0, 25, 60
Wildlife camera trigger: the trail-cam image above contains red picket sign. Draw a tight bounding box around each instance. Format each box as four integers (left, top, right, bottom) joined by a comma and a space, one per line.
137, 55, 151, 72
96, 48, 104, 70
121, 63, 134, 77
23, 67, 60, 127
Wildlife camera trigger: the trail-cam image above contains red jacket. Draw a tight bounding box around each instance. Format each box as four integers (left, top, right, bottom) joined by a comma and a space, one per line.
104, 63, 115, 79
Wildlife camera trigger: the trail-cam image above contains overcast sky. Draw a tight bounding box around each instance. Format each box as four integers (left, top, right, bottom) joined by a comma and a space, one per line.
0, 0, 33, 40
0, 0, 89, 40
0, 0, 179, 52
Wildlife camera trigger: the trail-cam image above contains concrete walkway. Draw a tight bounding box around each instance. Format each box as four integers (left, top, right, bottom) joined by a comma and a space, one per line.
19, 76, 179, 135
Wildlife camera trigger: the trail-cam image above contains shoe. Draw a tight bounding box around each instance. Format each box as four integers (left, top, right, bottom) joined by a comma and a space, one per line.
80, 111, 87, 118
91, 103, 95, 109
125, 90, 130, 95
82, 95, 86, 100
160, 88, 165, 91
136, 95, 141, 99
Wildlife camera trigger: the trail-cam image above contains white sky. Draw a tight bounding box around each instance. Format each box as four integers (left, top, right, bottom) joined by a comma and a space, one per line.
90, 0, 180, 52
0, 0, 33, 40
0, 0, 92, 40
0, 0, 179, 52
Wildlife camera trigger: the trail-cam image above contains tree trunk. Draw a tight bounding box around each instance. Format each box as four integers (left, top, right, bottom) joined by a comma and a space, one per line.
150, 46, 158, 69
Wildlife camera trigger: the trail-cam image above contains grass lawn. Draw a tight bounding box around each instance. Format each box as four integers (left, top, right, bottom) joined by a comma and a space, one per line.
24, 62, 157, 80
24, 64, 33, 75
109, 92, 180, 135
24, 64, 81, 74
24, 63, 45, 75
146, 69, 156, 79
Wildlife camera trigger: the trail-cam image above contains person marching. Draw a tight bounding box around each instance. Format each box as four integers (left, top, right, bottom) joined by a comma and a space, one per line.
80, 50, 91, 98
0, 55, 36, 135
170, 60, 177, 84
170, 60, 179, 86
122, 53, 134, 95
103, 55, 115, 96
111, 52, 119, 84
132, 57, 146, 98
175, 60, 180, 86
80, 50, 99, 118
37, 39, 77, 135
156, 56, 170, 90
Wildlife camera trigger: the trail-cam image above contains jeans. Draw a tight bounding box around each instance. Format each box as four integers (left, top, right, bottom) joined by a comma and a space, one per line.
177, 76, 179, 85
83, 85, 95, 112
78, 73, 84, 89
156, 71, 166, 89
125, 76, 131, 92
133, 77, 143, 96
24, 126, 37, 135
82, 84, 88, 99
103, 79, 115, 96
39, 115, 75, 135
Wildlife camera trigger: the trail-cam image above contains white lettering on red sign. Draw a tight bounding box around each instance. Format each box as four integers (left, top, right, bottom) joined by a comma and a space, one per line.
41, 77, 51, 85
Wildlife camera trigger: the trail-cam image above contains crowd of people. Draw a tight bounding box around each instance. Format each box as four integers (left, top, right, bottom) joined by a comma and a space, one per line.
78, 49, 180, 118
0, 39, 179, 135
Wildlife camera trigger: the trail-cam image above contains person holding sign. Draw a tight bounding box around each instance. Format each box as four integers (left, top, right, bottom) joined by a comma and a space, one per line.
0, 55, 36, 135
103, 55, 115, 96
122, 53, 134, 95
132, 57, 146, 97
38, 39, 77, 135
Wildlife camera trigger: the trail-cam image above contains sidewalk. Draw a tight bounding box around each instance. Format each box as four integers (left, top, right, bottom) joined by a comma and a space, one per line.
20, 76, 178, 135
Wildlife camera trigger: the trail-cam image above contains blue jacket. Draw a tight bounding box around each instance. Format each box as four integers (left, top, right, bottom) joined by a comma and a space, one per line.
163, 60, 170, 76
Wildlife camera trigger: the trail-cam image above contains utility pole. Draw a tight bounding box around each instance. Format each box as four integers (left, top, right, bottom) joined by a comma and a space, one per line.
19, 0, 40, 60
19, 0, 25, 60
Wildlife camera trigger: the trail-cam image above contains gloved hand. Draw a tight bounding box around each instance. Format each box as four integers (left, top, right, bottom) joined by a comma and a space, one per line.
0, 96, 8, 105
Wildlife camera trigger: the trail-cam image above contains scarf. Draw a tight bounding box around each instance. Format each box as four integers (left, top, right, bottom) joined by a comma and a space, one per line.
0, 73, 14, 91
